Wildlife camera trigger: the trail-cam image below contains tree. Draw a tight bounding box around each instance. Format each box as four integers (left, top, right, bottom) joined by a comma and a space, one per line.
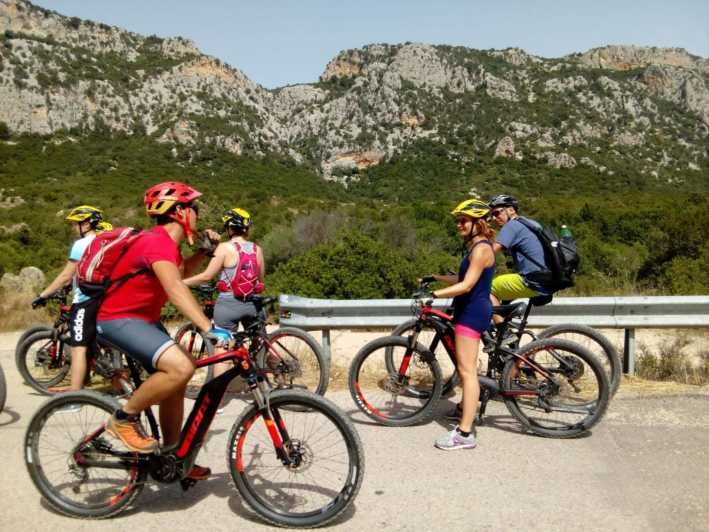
0, 121, 10, 140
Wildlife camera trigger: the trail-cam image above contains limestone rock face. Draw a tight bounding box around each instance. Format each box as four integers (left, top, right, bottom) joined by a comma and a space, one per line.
494, 136, 515, 158
0, 266, 45, 293
0, 0, 707, 182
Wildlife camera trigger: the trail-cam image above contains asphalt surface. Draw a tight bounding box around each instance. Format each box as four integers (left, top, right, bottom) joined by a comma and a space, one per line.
1, 343, 708, 532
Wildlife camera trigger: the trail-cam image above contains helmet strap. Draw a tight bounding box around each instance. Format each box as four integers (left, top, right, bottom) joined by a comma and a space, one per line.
170, 207, 194, 245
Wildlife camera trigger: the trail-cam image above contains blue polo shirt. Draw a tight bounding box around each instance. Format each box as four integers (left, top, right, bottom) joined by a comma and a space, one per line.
496, 218, 550, 294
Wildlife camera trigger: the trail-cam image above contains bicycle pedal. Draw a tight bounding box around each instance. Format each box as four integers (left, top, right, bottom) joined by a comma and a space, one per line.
180, 478, 197, 491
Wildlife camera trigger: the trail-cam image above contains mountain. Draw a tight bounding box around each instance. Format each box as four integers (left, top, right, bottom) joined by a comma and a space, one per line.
0, 0, 707, 189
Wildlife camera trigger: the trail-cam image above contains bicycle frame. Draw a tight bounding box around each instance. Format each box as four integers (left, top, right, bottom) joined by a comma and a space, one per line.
401, 304, 559, 398
78, 343, 292, 485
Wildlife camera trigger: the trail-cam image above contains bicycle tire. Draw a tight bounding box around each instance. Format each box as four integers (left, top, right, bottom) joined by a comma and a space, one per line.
258, 327, 329, 396
502, 338, 610, 438
0, 362, 6, 413
174, 322, 214, 399
16, 329, 70, 393
25, 390, 146, 518
349, 335, 443, 426
227, 389, 364, 528
15, 324, 52, 359
536, 323, 621, 397
389, 319, 459, 396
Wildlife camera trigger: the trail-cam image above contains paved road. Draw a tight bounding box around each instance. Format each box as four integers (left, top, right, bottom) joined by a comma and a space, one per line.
1, 344, 708, 532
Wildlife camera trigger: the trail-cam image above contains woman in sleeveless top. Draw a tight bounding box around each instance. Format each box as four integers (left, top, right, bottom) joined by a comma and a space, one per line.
183, 207, 265, 410
428, 199, 496, 451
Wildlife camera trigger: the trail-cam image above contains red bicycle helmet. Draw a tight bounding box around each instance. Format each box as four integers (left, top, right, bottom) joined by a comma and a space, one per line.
144, 181, 202, 244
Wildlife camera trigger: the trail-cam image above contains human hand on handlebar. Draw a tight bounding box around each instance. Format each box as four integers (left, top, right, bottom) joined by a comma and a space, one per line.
31, 295, 47, 309
204, 325, 233, 347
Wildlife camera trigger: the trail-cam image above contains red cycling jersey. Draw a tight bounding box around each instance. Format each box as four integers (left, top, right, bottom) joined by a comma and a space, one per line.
97, 225, 182, 322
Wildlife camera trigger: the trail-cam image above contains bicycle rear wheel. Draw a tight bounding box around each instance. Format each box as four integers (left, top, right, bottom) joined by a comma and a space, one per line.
349, 335, 442, 426
537, 324, 621, 397
24, 391, 146, 518
502, 338, 610, 438
227, 389, 364, 528
258, 327, 329, 396
174, 322, 214, 399
16, 329, 70, 393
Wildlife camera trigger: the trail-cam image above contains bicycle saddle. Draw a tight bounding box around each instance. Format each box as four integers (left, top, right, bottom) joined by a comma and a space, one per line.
492, 301, 527, 319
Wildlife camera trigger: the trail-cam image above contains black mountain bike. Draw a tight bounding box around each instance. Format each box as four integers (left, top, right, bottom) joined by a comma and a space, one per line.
25, 337, 364, 527
349, 290, 610, 438
391, 288, 621, 397
175, 286, 329, 398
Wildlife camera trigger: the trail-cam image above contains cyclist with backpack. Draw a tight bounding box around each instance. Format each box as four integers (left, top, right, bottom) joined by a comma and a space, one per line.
487, 195, 552, 312
426, 199, 496, 450
183, 207, 265, 410
31, 205, 112, 392
94, 181, 229, 482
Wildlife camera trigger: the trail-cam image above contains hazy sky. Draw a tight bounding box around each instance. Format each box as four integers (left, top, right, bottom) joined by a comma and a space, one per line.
32, 1, 709, 89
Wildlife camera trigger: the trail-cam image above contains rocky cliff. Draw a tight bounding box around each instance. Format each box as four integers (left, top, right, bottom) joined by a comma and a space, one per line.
1, 0, 707, 184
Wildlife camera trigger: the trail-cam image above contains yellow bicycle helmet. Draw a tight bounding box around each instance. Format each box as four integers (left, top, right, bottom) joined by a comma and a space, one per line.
450, 198, 490, 219
95, 221, 113, 232
222, 207, 252, 230
65, 205, 103, 227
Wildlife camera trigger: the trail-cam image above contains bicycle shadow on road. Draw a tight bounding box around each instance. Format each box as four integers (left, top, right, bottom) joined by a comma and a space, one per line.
0, 406, 21, 426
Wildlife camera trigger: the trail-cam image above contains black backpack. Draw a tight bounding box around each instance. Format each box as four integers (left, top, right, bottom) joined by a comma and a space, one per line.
515, 217, 580, 292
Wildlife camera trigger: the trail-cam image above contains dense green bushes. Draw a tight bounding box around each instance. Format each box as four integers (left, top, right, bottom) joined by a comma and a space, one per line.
1, 133, 708, 298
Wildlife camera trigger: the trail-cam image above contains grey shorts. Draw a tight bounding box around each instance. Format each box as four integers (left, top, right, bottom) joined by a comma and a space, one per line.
97, 319, 175, 373
213, 294, 259, 331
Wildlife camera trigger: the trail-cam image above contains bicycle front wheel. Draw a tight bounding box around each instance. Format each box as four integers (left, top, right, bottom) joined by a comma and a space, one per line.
0, 362, 6, 413
16, 329, 70, 393
349, 335, 442, 426
227, 389, 364, 528
537, 324, 621, 397
25, 391, 146, 518
502, 338, 610, 438
258, 327, 329, 396
389, 319, 458, 397
174, 322, 214, 399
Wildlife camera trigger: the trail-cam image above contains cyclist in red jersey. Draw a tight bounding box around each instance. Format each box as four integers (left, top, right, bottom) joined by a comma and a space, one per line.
97, 182, 230, 482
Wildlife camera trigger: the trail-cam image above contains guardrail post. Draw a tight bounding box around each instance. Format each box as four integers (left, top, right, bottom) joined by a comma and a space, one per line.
623, 328, 636, 375
321, 329, 331, 361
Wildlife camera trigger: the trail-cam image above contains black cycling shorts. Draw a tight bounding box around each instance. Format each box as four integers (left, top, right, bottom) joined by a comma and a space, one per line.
68, 298, 99, 347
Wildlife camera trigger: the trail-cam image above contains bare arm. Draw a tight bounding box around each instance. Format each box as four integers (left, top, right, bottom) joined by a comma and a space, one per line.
153, 261, 211, 332
183, 244, 227, 286
492, 242, 504, 254
433, 246, 493, 299
39, 261, 76, 298
256, 245, 265, 280
182, 250, 209, 278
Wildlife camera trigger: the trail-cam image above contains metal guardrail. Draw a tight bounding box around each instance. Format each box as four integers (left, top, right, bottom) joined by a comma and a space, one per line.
279, 294, 709, 373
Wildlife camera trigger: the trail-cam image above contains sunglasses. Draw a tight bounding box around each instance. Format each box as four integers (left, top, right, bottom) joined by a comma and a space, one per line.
185, 202, 199, 216
491, 209, 505, 217
454, 217, 472, 225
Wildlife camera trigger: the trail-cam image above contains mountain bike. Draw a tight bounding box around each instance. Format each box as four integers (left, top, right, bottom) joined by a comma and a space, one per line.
16, 326, 135, 396
390, 283, 621, 397
175, 284, 329, 398
15, 288, 71, 365
349, 291, 610, 438
25, 337, 364, 527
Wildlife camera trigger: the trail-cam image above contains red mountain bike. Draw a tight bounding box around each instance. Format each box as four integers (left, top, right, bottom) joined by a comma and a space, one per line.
25, 338, 364, 527
349, 290, 610, 438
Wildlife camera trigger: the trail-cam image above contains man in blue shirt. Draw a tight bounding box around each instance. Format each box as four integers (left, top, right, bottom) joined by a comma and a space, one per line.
488, 195, 551, 313
32, 205, 111, 391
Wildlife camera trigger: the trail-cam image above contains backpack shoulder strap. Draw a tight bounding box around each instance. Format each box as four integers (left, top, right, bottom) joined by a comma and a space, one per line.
510, 218, 548, 271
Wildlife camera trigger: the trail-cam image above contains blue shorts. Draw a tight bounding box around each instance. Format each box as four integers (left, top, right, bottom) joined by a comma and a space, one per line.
97, 319, 175, 373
